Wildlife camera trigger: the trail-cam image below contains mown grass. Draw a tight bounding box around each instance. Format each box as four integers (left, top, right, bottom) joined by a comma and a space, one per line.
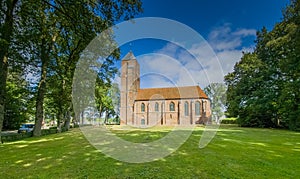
0, 125, 300, 178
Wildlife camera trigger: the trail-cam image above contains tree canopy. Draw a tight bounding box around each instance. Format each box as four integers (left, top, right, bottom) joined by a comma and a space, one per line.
0, 0, 142, 140
204, 83, 226, 123
225, 0, 300, 130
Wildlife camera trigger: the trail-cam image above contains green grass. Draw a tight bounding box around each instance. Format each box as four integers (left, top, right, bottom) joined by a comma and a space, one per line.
223, 117, 237, 120
1, 125, 300, 178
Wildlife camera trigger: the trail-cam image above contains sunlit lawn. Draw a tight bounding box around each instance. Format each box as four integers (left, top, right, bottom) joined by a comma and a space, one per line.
1, 125, 300, 178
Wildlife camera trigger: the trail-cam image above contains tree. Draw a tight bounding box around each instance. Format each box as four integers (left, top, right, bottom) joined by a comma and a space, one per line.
4, 70, 31, 130
225, 0, 300, 130
0, 0, 142, 139
18, 0, 142, 136
95, 78, 120, 124
274, 0, 300, 130
19, 0, 59, 136
0, 0, 19, 141
204, 83, 226, 123
254, 0, 300, 129
225, 53, 277, 127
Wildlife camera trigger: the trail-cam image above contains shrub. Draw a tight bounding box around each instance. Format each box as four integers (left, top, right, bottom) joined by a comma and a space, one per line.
41, 129, 57, 136
221, 118, 237, 124
2, 132, 32, 142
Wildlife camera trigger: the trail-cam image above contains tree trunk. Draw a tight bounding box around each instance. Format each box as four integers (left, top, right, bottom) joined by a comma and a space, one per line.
33, 61, 47, 136
0, 0, 18, 143
33, 39, 48, 136
0, 56, 8, 142
64, 110, 71, 131
81, 111, 84, 124
104, 110, 110, 124
72, 110, 77, 127
56, 105, 64, 133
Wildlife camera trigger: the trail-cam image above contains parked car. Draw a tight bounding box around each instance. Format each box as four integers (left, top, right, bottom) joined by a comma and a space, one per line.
18, 124, 35, 133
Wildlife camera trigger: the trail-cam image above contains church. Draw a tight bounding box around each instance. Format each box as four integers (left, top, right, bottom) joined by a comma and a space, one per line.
120, 51, 211, 126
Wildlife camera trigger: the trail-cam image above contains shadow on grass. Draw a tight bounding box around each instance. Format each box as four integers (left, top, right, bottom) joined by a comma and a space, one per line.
1, 126, 300, 178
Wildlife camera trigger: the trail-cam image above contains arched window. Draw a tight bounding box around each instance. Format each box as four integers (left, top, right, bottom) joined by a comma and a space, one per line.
141, 118, 145, 125
169, 102, 175, 111
141, 103, 145, 112
184, 102, 189, 116
155, 102, 159, 112
195, 101, 201, 116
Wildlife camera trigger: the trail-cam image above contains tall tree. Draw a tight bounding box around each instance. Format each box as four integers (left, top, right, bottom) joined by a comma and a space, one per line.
4, 70, 31, 130
275, 0, 300, 129
0, 0, 19, 142
204, 83, 226, 123
20, 0, 59, 136
19, 0, 142, 136
225, 53, 276, 127
225, 0, 300, 130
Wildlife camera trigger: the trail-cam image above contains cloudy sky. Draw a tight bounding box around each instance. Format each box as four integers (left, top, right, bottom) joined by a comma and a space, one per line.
115, 0, 290, 89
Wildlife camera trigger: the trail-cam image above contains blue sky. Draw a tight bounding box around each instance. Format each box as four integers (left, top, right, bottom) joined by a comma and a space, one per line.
115, 0, 290, 88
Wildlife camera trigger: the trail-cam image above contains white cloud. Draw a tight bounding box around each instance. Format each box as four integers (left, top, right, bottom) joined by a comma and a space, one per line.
216, 49, 243, 73
208, 23, 256, 51
233, 28, 256, 37
138, 53, 184, 88
122, 23, 256, 89
137, 43, 221, 88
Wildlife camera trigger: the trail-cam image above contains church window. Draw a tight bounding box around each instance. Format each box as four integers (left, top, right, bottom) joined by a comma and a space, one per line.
184, 102, 189, 116
170, 102, 175, 111
141, 103, 145, 112
141, 118, 145, 125
155, 102, 159, 112
195, 101, 201, 116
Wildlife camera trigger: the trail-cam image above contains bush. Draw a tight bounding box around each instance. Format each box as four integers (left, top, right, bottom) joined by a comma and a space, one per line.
2, 129, 58, 142
61, 126, 68, 132
2, 132, 32, 142
221, 118, 237, 124
41, 129, 57, 136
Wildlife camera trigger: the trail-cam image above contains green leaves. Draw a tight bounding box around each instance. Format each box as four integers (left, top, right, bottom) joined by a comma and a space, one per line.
0, 0, 143, 135
225, 0, 300, 130
204, 83, 226, 121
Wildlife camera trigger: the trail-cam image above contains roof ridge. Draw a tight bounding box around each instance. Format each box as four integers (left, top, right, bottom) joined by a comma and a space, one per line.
122, 51, 136, 61
139, 85, 200, 90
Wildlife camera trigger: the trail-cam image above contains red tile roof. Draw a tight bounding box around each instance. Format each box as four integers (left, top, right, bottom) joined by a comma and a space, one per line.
135, 86, 208, 101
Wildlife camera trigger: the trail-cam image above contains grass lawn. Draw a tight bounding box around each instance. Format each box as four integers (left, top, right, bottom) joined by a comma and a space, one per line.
1, 125, 300, 178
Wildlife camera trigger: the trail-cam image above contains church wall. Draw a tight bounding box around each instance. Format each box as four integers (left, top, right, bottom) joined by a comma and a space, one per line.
133, 99, 211, 126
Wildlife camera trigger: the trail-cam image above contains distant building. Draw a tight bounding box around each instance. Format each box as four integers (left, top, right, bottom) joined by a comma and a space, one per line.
120, 51, 211, 126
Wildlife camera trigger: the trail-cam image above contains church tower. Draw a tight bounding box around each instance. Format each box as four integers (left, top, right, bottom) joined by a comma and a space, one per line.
120, 51, 140, 125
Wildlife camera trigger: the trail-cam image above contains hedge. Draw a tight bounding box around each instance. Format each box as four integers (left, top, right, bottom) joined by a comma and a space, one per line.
2, 128, 58, 142
221, 119, 238, 124
1, 132, 33, 142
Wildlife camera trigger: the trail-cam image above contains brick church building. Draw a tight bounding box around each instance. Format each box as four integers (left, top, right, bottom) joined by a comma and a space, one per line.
120, 51, 211, 126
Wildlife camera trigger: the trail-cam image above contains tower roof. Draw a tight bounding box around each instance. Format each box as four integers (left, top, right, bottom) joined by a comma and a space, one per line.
122, 51, 136, 61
